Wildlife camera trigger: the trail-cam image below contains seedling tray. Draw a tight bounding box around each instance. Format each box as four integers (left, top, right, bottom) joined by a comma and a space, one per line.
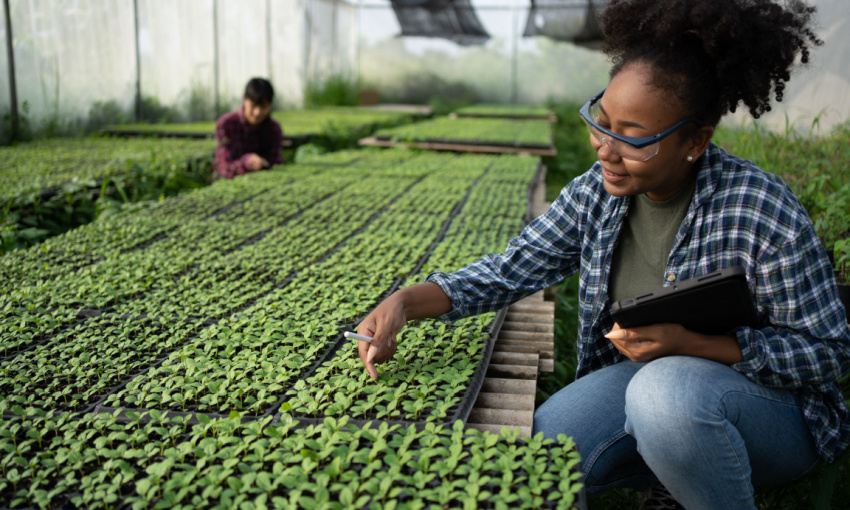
274, 306, 507, 429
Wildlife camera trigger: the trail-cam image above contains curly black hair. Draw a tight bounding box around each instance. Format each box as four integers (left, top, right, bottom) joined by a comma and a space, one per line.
599, 0, 822, 126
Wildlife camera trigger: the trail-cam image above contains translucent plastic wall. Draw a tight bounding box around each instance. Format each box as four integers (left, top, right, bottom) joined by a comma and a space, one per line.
358, 0, 610, 107
0, 0, 847, 137
359, 0, 850, 133
137, 0, 215, 119
271, 0, 358, 108
0, 0, 357, 135
7, 0, 137, 126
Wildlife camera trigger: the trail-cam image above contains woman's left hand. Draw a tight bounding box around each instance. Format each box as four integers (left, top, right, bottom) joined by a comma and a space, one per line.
605, 323, 744, 365
605, 323, 688, 362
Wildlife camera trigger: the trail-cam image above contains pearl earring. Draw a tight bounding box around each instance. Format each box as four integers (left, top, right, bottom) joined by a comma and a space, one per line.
687, 156, 694, 162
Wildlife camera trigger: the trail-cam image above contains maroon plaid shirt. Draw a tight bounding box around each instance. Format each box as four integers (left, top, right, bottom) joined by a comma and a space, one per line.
213, 107, 284, 179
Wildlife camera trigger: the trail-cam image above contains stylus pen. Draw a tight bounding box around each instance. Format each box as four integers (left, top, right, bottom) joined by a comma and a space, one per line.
344, 331, 373, 343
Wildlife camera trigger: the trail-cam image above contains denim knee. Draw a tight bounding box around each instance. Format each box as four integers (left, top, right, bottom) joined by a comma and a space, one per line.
623, 357, 715, 457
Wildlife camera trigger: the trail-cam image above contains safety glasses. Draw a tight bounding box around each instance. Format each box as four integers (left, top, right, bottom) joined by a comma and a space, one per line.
579, 89, 703, 162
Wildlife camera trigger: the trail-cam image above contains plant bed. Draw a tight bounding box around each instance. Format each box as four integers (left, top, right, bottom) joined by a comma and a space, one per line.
100, 318, 344, 418
0, 313, 207, 414
0, 150, 551, 508
361, 135, 558, 157
451, 104, 558, 122
0, 411, 586, 510
364, 117, 557, 156
1, 138, 216, 253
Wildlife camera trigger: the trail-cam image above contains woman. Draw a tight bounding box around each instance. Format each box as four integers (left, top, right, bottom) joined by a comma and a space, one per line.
213, 77, 284, 179
356, 0, 850, 508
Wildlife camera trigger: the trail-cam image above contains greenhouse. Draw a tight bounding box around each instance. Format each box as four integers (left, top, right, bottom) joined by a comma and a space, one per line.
1, 1, 849, 509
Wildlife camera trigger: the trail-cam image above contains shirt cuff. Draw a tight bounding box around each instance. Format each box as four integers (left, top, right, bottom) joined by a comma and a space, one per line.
425, 271, 466, 323
730, 326, 767, 375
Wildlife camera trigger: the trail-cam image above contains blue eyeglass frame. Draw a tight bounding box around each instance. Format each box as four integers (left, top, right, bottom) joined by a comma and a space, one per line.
579, 89, 703, 148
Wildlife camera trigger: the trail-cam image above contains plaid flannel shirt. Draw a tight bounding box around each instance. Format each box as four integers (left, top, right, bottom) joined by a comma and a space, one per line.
214, 108, 284, 179
428, 142, 850, 461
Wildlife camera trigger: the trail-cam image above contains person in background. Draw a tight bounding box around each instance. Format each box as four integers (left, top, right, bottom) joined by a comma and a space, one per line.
355, 0, 850, 508
213, 77, 284, 179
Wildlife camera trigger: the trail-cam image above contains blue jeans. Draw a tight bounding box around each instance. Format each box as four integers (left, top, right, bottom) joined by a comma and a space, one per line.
533, 357, 822, 509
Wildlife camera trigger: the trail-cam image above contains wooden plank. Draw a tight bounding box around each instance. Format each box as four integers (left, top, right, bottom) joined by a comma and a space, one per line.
497, 330, 554, 342
516, 292, 545, 304
538, 359, 554, 373
496, 342, 554, 359
505, 311, 554, 324
487, 364, 539, 380
481, 378, 536, 395
467, 408, 533, 428
358, 137, 557, 156
474, 392, 535, 411
493, 344, 539, 354
500, 321, 554, 333
490, 351, 539, 367
507, 302, 554, 314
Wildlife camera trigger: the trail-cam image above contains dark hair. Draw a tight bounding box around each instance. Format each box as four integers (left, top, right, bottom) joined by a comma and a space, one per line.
244, 77, 275, 106
599, 0, 822, 127
244, 78, 275, 154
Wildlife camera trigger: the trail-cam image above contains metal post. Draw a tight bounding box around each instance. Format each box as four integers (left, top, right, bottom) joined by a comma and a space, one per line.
133, 0, 142, 121
331, 0, 338, 74
267, 0, 272, 80
511, 0, 518, 104
4, 0, 19, 140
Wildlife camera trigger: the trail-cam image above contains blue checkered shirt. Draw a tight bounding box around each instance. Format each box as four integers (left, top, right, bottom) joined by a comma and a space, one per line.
428, 143, 850, 461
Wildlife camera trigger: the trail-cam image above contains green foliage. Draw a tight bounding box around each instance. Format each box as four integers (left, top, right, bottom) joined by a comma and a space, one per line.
101, 107, 417, 153
714, 119, 850, 275
835, 239, 850, 284
0, 138, 215, 253
304, 73, 360, 108
182, 80, 216, 122
86, 100, 129, 133
0, 150, 577, 509
138, 95, 181, 124
374, 117, 553, 148
0, 412, 583, 510
541, 100, 598, 201
454, 103, 554, 118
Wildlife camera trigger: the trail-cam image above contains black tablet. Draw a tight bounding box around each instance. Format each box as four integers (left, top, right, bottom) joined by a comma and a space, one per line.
609, 266, 758, 335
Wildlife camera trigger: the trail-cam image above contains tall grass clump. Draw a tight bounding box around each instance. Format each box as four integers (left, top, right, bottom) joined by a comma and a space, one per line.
715, 118, 850, 283
303, 73, 360, 108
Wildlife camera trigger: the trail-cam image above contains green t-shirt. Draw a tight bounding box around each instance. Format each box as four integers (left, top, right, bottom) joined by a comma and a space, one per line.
608, 173, 698, 304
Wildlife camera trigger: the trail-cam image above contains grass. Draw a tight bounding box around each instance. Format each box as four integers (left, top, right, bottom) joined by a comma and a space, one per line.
714, 117, 850, 278
540, 103, 850, 509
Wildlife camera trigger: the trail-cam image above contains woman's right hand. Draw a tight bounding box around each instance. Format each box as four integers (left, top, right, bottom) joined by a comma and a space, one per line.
356, 282, 453, 380
357, 293, 407, 379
